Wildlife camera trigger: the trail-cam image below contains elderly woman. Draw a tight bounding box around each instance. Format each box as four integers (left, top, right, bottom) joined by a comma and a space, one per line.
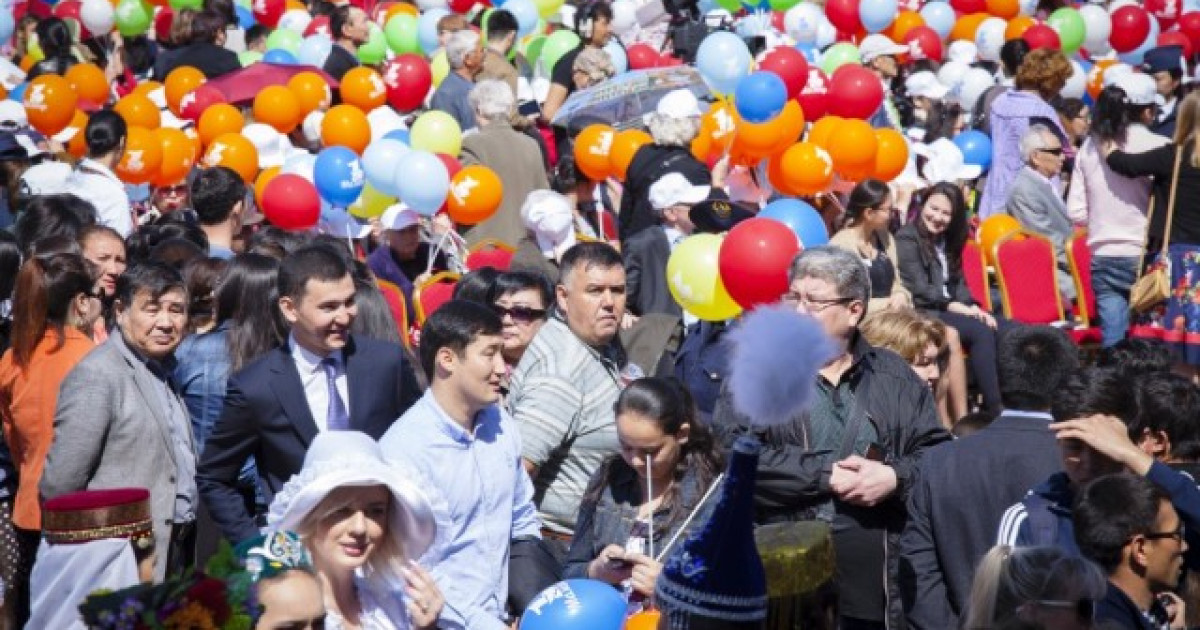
459, 80, 551, 248
1004, 124, 1076, 304
268, 431, 448, 629
619, 89, 713, 242
572, 47, 615, 90
488, 271, 553, 374
430, 30, 483, 133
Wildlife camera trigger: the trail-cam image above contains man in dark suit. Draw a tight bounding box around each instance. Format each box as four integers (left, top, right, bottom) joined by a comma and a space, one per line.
197, 245, 423, 543
624, 173, 710, 318
322, 5, 368, 81
154, 9, 240, 79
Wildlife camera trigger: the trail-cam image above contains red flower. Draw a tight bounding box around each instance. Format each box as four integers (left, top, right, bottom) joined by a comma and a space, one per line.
186, 578, 231, 622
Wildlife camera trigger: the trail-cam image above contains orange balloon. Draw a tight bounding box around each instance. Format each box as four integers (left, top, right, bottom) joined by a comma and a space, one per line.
985, 0, 1019, 20
340, 67, 387, 112
254, 166, 281, 208
198, 103, 245, 146
1004, 15, 1035, 40
24, 74, 78, 136
320, 105, 372, 154
202, 133, 259, 182
573, 124, 616, 181
951, 12, 990, 42
827, 119, 877, 180
253, 85, 302, 134
767, 100, 806, 155
288, 71, 332, 115
116, 126, 163, 185
132, 80, 163, 97
114, 93, 161, 129
625, 611, 662, 630
873, 128, 909, 181
0, 85, 7, 101
690, 132, 712, 163
979, 214, 1023, 263
61, 110, 89, 158
608, 129, 652, 181
807, 115, 843, 151
18, 55, 35, 72
65, 63, 109, 105
164, 66, 206, 116
154, 127, 198, 187
386, 3, 418, 20
702, 101, 737, 156
1087, 59, 1118, 100
447, 165, 504, 225
780, 141, 834, 196
886, 10, 925, 42
285, 0, 305, 9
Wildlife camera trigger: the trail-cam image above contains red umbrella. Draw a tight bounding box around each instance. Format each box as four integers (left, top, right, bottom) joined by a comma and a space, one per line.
205, 63, 340, 105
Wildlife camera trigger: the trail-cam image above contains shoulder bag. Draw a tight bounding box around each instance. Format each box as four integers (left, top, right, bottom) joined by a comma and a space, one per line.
1130, 147, 1184, 313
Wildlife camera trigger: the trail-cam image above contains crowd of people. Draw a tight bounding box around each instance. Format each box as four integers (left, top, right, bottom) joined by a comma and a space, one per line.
2, 0, 1200, 628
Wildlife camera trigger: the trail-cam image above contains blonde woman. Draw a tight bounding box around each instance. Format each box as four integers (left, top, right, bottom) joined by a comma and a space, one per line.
859, 308, 956, 428
963, 545, 1106, 630
268, 431, 450, 630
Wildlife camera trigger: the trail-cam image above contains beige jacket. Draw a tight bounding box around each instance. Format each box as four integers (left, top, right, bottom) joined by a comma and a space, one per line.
829, 227, 912, 316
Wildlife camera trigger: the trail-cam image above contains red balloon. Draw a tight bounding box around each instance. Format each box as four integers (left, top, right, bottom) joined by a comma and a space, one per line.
718, 218, 802, 309
1147, 0, 1181, 31
437, 153, 462, 179
252, 0, 286, 28
155, 8, 175, 42
305, 15, 331, 37
951, 0, 986, 13
902, 26, 944, 63
796, 68, 830, 121
771, 10, 785, 33
1022, 24, 1061, 50
1110, 6, 1152, 53
179, 85, 228, 122
827, 65, 883, 120
627, 44, 660, 70
824, 0, 861, 34
659, 54, 684, 67
383, 54, 432, 113
54, 1, 94, 40
1180, 12, 1200, 54
759, 46, 809, 101
1158, 30, 1194, 60
262, 174, 321, 231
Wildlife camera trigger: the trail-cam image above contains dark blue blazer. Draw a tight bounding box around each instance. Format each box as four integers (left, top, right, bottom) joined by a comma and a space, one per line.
197, 335, 422, 542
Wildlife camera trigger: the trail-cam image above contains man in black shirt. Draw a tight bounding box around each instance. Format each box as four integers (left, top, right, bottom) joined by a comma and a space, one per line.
541, 1, 614, 124
323, 5, 369, 81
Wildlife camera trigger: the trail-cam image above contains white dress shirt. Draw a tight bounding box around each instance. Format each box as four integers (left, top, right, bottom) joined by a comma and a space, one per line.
66, 158, 134, 238
289, 335, 349, 432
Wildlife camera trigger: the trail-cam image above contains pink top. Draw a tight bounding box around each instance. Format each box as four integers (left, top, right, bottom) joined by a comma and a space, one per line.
1067, 124, 1170, 257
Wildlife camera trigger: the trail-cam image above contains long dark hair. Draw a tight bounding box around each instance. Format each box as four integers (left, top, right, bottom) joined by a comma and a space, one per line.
842, 178, 891, 230
1091, 85, 1158, 146
583, 378, 723, 533
916, 182, 969, 273
216, 254, 286, 372
9, 253, 95, 368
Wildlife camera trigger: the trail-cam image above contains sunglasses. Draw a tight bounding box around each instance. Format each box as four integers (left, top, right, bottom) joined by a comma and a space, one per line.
1038, 147, 1065, 156
158, 185, 188, 196
1035, 598, 1095, 623
492, 304, 547, 323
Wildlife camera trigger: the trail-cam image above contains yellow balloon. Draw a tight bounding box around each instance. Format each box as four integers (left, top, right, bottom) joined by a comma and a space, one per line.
410, 110, 462, 156
349, 182, 397, 218
667, 234, 742, 321
431, 51, 449, 88
27, 42, 44, 63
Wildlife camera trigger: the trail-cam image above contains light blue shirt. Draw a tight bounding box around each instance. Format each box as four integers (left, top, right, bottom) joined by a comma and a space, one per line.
380, 390, 541, 630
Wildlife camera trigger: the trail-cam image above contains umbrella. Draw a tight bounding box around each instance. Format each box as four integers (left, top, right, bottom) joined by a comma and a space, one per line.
205, 63, 339, 105
550, 66, 711, 132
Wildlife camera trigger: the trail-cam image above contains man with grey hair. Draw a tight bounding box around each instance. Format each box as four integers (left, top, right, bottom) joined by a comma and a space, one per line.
460, 80, 550, 247
430, 29, 483, 132
1005, 123, 1076, 302
618, 89, 713, 242
711, 245, 949, 630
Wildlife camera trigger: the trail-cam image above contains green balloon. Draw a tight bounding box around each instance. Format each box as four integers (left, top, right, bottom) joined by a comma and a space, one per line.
1047, 7, 1085, 54
540, 30, 580, 76
713, 0, 740, 13
522, 35, 547, 67
384, 14, 420, 55
358, 23, 387, 64
820, 43, 860, 74
114, 0, 153, 37
266, 28, 302, 55
168, 0, 203, 11
769, 0, 800, 11
239, 51, 263, 66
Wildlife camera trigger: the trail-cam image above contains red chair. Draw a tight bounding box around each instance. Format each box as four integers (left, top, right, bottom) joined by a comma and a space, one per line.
465, 239, 515, 271
375, 279, 410, 348
994, 231, 1065, 325
1065, 231, 1103, 346
961, 240, 992, 313
413, 271, 461, 326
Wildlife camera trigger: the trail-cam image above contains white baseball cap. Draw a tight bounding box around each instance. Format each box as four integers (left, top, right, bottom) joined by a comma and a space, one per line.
649, 172, 710, 210
380, 203, 421, 231
1115, 72, 1165, 107
243, 123, 294, 169
914, 138, 982, 184
655, 89, 703, 119
859, 34, 907, 63
0, 101, 27, 130
905, 71, 949, 100
947, 40, 979, 65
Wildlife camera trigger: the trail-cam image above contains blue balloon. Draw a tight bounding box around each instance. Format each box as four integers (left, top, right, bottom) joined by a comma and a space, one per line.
0, 12, 14, 43
520, 580, 627, 630
919, 1, 955, 40
734, 72, 787, 123
235, 4, 256, 29
953, 130, 993, 172
860, 0, 898, 33
314, 146, 366, 207
695, 31, 752, 96
297, 34, 333, 67
418, 8, 450, 56
384, 129, 411, 144
795, 42, 819, 63
760, 198, 828, 248
8, 83, 26, 103
505, 0, 539, 37
394, 150, 450, 216
362, 139, 410, 196
263, 48, 298, 64
603, 39, 627, 74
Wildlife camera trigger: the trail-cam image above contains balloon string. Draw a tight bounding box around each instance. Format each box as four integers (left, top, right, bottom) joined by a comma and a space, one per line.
654, 472, 724, 563
646, 454, 654, 562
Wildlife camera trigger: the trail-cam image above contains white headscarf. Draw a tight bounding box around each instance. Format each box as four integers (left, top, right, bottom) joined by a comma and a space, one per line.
27, 539, 141, 630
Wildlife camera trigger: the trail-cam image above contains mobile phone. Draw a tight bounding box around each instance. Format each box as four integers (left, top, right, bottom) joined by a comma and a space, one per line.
606, 558, 633, 570
518, 100, 542, 117
865, 442, 885, 462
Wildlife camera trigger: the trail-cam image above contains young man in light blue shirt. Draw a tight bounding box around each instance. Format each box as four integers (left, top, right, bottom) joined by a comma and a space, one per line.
380, 300, 541, 629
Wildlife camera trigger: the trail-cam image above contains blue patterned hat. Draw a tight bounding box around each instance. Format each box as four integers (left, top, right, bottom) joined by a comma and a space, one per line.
655, 435, 768, 629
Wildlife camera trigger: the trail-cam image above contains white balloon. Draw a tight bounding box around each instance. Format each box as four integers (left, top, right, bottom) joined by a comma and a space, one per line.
958, 67, 996, 112
784, 3, 823, 44
610, 0, 637, 35
1061, 60, 1086, 99
974, 17, 1007, 62
937, 60, 970, 96
603, 39, 628, 73
1107, 0, 1139, 12
281, 153, 317, 183
80, 0, 115, 35
1017, 0, 1038, 16
416, 0, 448, 10
815, 14, 837, 48
278, 9, 312, 34
1079, 4, 1111, 50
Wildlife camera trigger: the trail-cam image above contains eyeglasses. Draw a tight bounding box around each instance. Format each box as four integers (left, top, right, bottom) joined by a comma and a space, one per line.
1145, 523, 1186, 543
158, 185, 188, 196
1034, 598, 1095, 623
781, 292, 855, 312
492, 304, 548, 323
1038, 147, 1065, 156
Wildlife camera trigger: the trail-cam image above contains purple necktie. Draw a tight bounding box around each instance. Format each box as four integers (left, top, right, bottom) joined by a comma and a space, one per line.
322, 357, 350, 431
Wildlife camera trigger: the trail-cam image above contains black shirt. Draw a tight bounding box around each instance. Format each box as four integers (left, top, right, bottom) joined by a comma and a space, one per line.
323, 46, 360, 82
550, 44, 584, 95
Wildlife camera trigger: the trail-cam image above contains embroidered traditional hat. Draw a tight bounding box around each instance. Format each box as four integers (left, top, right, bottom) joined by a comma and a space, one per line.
42, 488, 155, 552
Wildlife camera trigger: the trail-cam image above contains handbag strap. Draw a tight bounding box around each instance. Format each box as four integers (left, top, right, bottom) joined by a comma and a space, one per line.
1160, 148, 1184, 256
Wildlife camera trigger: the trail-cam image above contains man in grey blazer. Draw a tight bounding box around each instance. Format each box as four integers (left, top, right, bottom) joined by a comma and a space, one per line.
41, 263, 195, 582
1004, 123, 1077, 303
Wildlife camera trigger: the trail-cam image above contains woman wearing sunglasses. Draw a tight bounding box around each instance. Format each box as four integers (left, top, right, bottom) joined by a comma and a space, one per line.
487, 271, 553, 380
964, 544, 1106, 630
